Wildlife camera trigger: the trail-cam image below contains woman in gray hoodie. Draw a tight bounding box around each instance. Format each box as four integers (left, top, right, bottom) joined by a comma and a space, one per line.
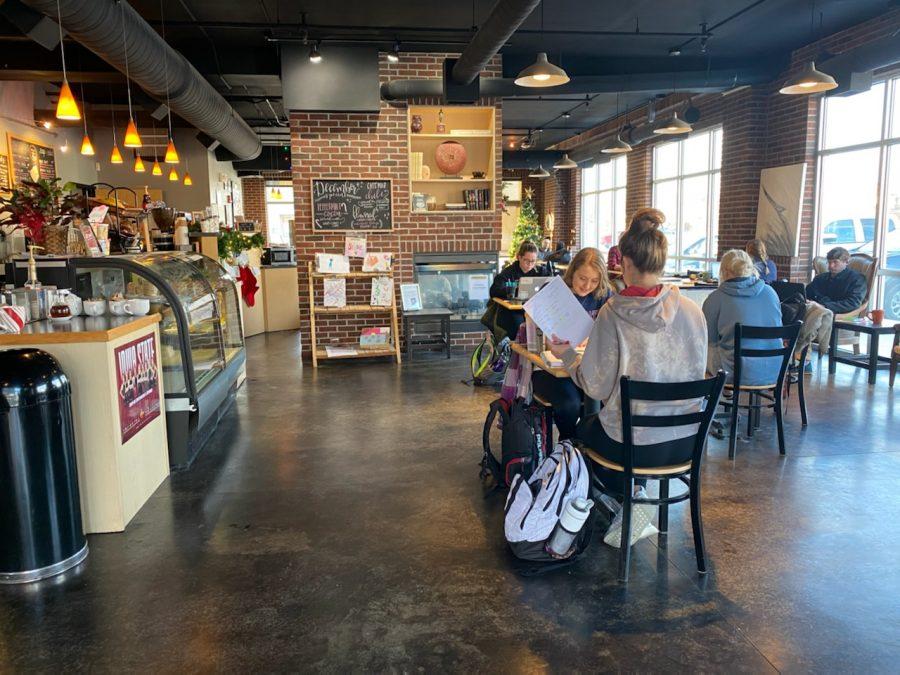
548, 220, 708, 547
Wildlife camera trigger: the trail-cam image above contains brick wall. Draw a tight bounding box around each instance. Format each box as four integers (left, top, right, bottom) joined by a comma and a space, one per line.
291, 53, 503, 358
240, 176, 266, 231
556, 8, 900, 282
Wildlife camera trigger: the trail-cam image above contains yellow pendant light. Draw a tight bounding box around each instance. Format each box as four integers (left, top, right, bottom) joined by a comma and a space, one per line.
80, 133, 95, 156
56, 80, 81, 121
152, 157, 163, 176
123, 117, 142, 148
120, 2, 141, 147
110, 144, 124, 163
164, 136, 179, 164
168, 167, 179, 181
134, 153, 146, 172
53, 1, 81, 120
183, 171, 193, 186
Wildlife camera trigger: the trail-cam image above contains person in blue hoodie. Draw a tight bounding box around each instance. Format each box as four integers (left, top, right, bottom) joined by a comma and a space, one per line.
702, 249, 783, 386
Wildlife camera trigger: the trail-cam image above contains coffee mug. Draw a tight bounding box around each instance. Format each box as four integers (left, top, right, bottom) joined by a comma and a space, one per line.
83, 299, 106, 316
867, 308, 885, 324
109, 299, 134, 316
126, 298, 151, 316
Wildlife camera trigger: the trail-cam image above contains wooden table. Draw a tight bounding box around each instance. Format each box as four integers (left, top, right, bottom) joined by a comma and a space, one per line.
492, 297, 524, 311
509, 341, 570, 378
829, 318, 899, 384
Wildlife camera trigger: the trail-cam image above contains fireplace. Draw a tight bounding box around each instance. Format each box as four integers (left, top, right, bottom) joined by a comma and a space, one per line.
413, 251, 499, 332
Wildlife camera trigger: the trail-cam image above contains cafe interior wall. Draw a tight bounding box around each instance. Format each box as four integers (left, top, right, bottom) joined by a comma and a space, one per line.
289, 52, 503, 358
554, 7, 900, 283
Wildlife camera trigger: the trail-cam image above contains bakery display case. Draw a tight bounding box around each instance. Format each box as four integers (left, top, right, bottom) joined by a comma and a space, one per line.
73, 252, 245, 468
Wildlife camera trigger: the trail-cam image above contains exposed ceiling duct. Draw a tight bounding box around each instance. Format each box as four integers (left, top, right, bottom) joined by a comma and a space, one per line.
21, 0, 262, 160
451, 0, 542, 85
819, 31, 900, 95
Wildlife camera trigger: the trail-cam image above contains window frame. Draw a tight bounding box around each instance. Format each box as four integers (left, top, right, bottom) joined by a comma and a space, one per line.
578, 154, 627, 252
264, 181, 294, 246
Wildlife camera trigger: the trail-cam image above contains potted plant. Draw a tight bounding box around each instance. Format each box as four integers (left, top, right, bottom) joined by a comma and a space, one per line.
0, 178, 80, 252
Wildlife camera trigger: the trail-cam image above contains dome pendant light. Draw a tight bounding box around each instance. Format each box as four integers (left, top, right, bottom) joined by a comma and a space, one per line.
528, 165, 551, 178
133, 153, 146, 173
120, 3, 142, 147
653, 111, 692, 135
602, 134, 633, 154
309, 41, 323, 64
779, 61, 838, 95
553, 154, 577, 170
168, 167, 179, 182
515, 3, 569, 88
54, 0, 81, 120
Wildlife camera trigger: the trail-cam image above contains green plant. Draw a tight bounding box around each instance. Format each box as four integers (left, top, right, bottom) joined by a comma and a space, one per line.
508, 188, 542, 259
218, 229, 265, 261
0, 178, 79, 244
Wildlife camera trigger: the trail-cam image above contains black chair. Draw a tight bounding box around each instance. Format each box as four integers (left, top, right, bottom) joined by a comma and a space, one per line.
577, 372, 726, 582
723, 323, 801, 459
783, 343, 810, 427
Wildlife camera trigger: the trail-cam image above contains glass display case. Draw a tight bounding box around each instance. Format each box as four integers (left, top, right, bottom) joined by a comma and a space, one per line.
73, 252, 245, 468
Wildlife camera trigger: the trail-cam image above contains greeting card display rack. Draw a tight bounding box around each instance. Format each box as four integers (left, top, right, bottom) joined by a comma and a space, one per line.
306, 262, 402, 368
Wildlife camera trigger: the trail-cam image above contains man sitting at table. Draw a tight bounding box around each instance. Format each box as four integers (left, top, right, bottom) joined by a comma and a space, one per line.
796, 247, 867, 368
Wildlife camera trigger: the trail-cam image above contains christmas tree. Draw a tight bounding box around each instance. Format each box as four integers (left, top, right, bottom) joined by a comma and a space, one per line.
509, 187, 542, 259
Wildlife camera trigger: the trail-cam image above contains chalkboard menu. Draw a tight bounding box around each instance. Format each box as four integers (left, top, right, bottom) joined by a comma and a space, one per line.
311, 178, 392, 231
0, 154, 10, 194
7, 135, 56, 188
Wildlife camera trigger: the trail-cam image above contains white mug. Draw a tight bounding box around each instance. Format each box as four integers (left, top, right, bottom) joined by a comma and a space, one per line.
83, 299, 106, 316
108, 299, 131, 316
126, 298, 151, 316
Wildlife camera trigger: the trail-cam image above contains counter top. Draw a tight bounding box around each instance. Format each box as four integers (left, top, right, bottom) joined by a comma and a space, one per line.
0, 314, 161, 346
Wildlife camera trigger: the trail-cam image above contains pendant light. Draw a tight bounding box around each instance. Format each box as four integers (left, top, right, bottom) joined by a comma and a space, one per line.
133, 153, 146, 173
780, 3, 838, 95
309, 41, 323, 64
160, 0, 179, 163
110, 144, 124, 164
152, 157, 163, 176
387, 40, 401, 63
182, 153, 192, 186
168, 167, 179, 182
653, 111, 692, 135
109, 86, 123, 163
78, 82, 93, 155
529, 165, 551, 178
120, 3, 141, 147
515, 3, 569, 87
603, 92, 633, 153
553, 154, 577, 170
54, 0, 80, 120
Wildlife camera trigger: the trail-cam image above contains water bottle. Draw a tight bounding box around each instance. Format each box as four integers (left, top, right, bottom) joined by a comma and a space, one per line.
546, 497, 594, 558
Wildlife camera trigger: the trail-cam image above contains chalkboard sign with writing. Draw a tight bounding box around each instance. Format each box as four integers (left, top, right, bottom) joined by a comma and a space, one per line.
7, 135, 56, 188
311, 178, 393, 231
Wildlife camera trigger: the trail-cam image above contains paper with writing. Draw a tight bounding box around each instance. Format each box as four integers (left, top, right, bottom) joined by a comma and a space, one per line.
522, 276, 593, 347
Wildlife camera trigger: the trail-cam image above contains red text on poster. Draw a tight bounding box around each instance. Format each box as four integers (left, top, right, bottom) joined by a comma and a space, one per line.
114, 333, 161, 443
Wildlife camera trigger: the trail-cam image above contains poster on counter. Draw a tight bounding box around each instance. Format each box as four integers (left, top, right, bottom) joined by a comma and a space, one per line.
7, 134, 56, 188
115, 333, 161, 444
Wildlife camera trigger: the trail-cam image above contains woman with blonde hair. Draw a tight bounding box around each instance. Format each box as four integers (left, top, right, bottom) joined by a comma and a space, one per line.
532, 247, 613, 440
745, 238, 777, 282
702, 249, 782, 385
607, 207, 666, 271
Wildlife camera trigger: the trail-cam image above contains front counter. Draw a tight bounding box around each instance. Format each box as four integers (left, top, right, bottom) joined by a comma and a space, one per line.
0, 315, 169, 533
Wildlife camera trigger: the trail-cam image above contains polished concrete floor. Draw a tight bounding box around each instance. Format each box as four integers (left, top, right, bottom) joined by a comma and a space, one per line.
1, 332, 898, 672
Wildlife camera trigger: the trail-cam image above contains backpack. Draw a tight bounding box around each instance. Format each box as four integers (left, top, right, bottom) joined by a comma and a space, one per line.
480, 397, 552, 489
504, 441, 594, 569
780, 291, 807, 326
470, 334, 508, 386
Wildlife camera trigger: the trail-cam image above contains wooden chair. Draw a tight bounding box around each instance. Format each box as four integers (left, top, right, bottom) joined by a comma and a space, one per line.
723, 323, 801, 459
812, 253, 877, 354
577, 372, 726, 582
890, 325, 900, 387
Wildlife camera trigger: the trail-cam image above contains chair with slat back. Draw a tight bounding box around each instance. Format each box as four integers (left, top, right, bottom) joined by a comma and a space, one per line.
724, 322, 801, 459
812, 254, 877, 354
576, 372, 726, 582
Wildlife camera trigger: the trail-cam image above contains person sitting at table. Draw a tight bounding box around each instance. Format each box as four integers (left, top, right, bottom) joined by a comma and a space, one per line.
549, 217, 707, 548
538, 237, 553, 261
607, 207, 666, 272
745, 238, 777, 283
796, 246, 867, 369
487, 240, 548, 340
703, 249, 782, 385
545, 241, 572, 265
532, 247, 613, 440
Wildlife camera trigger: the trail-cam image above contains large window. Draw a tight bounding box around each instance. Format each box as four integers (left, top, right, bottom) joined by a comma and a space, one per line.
579, 155, 627, 252
266, 183, 294, 246
651, 127, 722, 272
817, 78, 900, 319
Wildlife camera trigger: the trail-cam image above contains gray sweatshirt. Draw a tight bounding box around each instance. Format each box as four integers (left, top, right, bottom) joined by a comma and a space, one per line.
562, 285, 708, 445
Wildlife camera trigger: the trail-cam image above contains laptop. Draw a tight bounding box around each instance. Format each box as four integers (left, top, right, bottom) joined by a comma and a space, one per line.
516, 276, 551, 300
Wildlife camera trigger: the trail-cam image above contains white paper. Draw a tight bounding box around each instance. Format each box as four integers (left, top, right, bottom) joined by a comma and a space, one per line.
325, 346, 358, 357
323, 278, 346, 307
467, 274, 490, 301
370, 277, 394, 306
316, 253, 350, 274
522, 276, 594, 347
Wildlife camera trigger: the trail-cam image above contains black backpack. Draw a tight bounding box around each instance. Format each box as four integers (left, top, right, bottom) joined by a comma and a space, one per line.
480, 397, 552, 489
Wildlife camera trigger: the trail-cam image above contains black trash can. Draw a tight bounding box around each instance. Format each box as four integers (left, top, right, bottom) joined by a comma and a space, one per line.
0, 348, 87, 583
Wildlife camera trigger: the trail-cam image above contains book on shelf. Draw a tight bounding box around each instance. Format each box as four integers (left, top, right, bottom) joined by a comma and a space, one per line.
410, 152, 423, 180
463, 188, 491, 210
449, 129, 490, 136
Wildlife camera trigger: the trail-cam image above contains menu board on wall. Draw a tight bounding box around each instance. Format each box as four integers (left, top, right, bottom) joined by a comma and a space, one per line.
0, 154, 10, 194
7, 134, 56, 187
311, 178, 392, 231
115, 333, 161, 444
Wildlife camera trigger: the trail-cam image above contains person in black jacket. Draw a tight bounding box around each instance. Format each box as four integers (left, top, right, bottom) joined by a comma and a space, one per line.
487, 240, 549, 339
797, 247, 867, 361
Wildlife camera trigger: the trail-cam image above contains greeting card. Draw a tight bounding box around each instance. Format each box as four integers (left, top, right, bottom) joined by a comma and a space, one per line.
323, 278, 346, 307
370, 276, 394, 307
315, 253, 350, 274
344, 235, 367, 259
362, 252, 392, 272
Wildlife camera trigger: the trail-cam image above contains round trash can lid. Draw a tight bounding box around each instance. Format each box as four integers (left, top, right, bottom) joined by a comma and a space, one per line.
0, 348, 71, 411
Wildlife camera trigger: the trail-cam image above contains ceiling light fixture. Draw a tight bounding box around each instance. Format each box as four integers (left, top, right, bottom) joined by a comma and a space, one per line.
42, 120, 52, 130
780, 2, 838, 95
309, 40, 323, 64
668, 46, 681, 57
160, 0, 179, 162
183, 171, 193, 186
134, 153, 146, 172
120, 3, 141, 147
152, 157, 163, 176
515, 2, 569, 88
60, 138, 69, 153
553, 153, 577, 170
168, 167, 179, 182
653, 111, 692, 135
108, 86, 123, 163
78, 82, 93, 155
602, 91, 633, 153
54, 0, 80, 121
529, 165, 551, 178
387, 40, 401, 63
110, 144, 124, 164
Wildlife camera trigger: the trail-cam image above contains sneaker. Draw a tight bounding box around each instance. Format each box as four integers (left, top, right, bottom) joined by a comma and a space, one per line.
603, 487, 658, 548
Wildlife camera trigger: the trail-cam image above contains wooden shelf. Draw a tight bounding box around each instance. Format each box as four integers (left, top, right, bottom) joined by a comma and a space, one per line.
413, 209, 494, 214
411, 132, 493, 139
315, 347, 397, 361
316, 304, 393, 314
310, 271, 390, 278
411, 178, 492, 183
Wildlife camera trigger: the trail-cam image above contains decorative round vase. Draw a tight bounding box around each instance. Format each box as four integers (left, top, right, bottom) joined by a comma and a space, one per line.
410, 115, 423, 133
434, 141, 467, 176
